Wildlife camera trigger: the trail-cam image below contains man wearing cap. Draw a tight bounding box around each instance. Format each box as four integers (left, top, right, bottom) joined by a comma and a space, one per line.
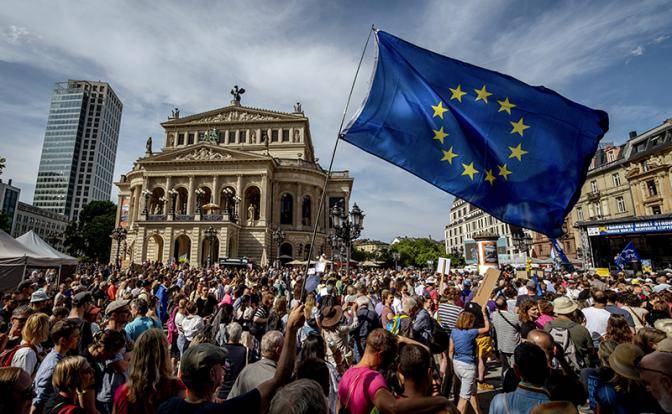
640, 350, 672, 412
125, 298, 161, 341
157, 304, 306, 414
68, 291, 95, 354
29, 291, 50, 313
544, 296, 593, 370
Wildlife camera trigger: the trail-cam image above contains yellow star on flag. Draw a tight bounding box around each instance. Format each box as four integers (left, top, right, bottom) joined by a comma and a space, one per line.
510, 117, 530, 136
461, 162, 479, 180
449, 85, 467, 102
508, 143, 528, 161
441, 146, 458, 164
498, 164, 512, 180
485, 169, 496, 185
497, 97, 516, 115
433, 127, 449, 144
474, 85, 492, 103
431, 101, 448, 119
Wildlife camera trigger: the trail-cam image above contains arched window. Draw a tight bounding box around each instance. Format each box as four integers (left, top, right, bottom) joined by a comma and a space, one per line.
302, 195, 311, 226
280, 193, 293, 225
245, 186, 261, 221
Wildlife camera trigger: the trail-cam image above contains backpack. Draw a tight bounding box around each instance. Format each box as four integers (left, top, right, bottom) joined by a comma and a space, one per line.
428, 319, 450, 354
0, 343, 36, 367
386, 314, 409, 335
548, 323, 583, 372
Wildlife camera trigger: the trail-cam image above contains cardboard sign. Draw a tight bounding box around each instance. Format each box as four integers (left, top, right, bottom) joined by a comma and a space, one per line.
315, 262, 326, 273
472, 268, 501, 306
436, 257, 451, 274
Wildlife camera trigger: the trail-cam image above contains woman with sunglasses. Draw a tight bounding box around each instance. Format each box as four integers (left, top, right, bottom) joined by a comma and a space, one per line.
113, 328, 185, 414
43, 356, 95, 414
0, 366, 35, 414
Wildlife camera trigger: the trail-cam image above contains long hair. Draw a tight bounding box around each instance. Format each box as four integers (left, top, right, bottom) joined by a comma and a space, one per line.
603, 314, 632, 344
22, 312, 50, 344
126, 328, 174, 404
517, 301, 537, 323
52, 356, 90, 393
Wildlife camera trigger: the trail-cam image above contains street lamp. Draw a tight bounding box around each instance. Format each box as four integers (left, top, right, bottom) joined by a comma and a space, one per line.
168, 188, 178, 215
512, 232, 533, 256
392, 251, 400, 269
203, 226, 217, 267
272, 227, 286, 268
141, 190, 152, 215
330, 202, 364, 275
195, 188, 205, 215
110, 227, 127, 268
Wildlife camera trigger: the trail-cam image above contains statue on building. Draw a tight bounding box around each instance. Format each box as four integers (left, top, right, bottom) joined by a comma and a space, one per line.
293, 102, 303, 113
247, 204, 256, 223
205, 128, 220, 144
293, 129, 301, 142
145, 137, 152, 156
249, 129, 256, 144
170, 107, 180, 119
230, 85, 245, 105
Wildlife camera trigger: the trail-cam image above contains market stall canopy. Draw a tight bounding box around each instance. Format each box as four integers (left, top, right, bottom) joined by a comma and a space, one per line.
287, 259, 307, 265
15, 231, 77, 265
360, 260, 381, 267
0, 230, 54, 291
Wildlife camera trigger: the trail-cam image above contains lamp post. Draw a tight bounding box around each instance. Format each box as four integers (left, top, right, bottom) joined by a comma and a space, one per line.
392, 251, 400, 270
141, 190, 152, 216
512, 231, 533, 276
272, 227, 286, 268
110, 227, 127, 268
168, 188, 178, 216
330, 202, 364, 276
222, 188, 235, 218
195, 188, 205, 215
203, 226, 217, 268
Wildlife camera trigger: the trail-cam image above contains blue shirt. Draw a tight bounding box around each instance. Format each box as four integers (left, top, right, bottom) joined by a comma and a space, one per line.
451, 328, 479, 364
33, 349, 64, 407
125, 316, 162, 341
488, 386, 550, 414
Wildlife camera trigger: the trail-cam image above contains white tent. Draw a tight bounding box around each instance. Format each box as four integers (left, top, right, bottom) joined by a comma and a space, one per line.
0, 230, 53, 291
15, 231, 77, 265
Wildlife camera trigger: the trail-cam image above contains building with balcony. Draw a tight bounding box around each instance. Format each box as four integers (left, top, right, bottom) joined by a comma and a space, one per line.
0, 178, 20, 234
572, 118, 672, 269
11, 202, 69, 251
112, 95, 353, 266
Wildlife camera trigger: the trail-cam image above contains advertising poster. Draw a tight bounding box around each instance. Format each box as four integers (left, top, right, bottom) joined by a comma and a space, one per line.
119, 197, 129, 229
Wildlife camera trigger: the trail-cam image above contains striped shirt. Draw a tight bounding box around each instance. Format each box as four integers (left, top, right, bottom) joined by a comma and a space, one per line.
437, 303, 462, 331
491, 310, 521, 354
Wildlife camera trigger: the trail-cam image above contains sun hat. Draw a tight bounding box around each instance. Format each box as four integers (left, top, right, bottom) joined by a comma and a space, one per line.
426, 277, 436, 284
30, 290, 50, 303
654, 319, 672, 337
319, 305, 343, 328
105, 299, 131, 316
608, 343, 644, 380
552, 296, 578, 315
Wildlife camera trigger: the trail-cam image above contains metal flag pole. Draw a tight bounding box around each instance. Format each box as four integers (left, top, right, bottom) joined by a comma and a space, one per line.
300, 25, 376, 300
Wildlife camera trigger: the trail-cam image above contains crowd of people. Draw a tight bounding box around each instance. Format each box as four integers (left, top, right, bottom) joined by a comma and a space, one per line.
0, 261, 671, 414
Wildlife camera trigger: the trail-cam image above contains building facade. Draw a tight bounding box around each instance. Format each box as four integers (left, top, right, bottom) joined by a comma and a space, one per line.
112, 96, 353, 267
354, 239, 389, 255
34, 80, 123, 221
11, 202, 69, 251
572, 119, 672, 269
444, 198, 531, 264
0, 178, 20, 234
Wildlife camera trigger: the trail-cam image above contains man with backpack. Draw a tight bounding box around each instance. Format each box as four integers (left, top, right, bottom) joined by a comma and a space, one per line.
544, 296, 594, 371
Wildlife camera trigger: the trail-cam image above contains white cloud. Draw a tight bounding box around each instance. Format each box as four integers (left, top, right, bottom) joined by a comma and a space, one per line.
630, 45, 645, 56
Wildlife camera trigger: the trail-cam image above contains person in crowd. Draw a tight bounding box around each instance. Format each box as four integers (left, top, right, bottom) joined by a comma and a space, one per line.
113, 328, 185, 414
516, 280, 540, 307
68, 292, 96, 354
604, 290, 635, 329
582, 290, 612, 347
449, 307, 491, 414
269, 378, 328, 414
437, 287, 463, 333
464, 300, 494, 390
124, 298, 161, 342
535, 300, 554, 329
621, 292, 649, 331
30, 291, 51, 313
320, 302, 358, 371
353, 295, 380, 361
602, 314, 633, 344
411, 294, 433, 346
517, 301, 539, 340
156, 304, 305, 413
544, 296, 594, 370
633, 327, 667, 353
0, 367, 35, 414
81, 329, 126, 413
396, 343, 434, 400
11, 312, 50, 376
639, 350, 672, 413
177, 301, 202, 357
43, 356, 96, 414
4, 305, 34, 350
296, 333, 340, 413
489, 342, 550, 414
32, 319, 81, 413
491, 296, 520, 375
379, 290, 395, 328
217, 322, 253, 400
339, 328, 453, 414
228, 330, 284, 398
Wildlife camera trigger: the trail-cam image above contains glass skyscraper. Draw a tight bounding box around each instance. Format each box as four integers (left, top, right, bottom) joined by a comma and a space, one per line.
34, 80, 123, 221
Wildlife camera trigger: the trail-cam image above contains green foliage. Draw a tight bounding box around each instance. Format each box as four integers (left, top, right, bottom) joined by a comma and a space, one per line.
64, 201, 116, 263
0, 156, 5, 176
0, 212, 11, 233
389, 238, 444, 268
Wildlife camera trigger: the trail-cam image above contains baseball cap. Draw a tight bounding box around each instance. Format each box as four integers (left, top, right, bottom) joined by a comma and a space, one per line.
180, 343, 228, 383
30, 290, 50, 303
105, 299, 131, 316
73, 291, 93, 306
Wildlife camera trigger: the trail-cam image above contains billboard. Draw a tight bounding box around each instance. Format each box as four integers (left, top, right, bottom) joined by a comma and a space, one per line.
119, 197, 129, 229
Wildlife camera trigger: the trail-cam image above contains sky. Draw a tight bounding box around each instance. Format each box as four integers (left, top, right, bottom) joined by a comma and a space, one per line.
1, 0, 671, 242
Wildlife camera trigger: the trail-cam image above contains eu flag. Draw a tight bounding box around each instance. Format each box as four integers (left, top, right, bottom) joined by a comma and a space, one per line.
342, 30, 609, 237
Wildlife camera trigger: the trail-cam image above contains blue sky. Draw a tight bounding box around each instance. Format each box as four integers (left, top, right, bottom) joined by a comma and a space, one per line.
1, 0, 671, 242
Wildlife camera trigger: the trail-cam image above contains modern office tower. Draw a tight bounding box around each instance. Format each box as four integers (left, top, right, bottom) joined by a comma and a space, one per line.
33, 80, 123, 221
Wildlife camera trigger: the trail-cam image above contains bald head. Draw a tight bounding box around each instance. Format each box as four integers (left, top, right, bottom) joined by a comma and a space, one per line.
527, 329, 554, 365
640, 351, 672, 412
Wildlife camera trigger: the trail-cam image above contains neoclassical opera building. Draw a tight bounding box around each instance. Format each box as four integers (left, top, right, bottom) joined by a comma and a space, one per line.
111, 91, 353, 267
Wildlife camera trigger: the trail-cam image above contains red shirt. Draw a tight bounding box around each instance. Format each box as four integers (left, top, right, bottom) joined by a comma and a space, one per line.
113, 377, 185, 414
107, 284, 117, 300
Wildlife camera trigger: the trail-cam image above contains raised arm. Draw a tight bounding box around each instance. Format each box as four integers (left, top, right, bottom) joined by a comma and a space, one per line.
478, 304, 490, 335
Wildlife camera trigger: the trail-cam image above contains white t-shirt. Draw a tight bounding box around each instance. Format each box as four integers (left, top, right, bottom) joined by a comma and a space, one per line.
582, 306, 611, 344
11, 341, 41, 375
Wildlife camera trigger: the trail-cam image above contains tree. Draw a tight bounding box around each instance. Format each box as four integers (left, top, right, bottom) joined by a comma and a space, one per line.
64, 201, 116, 263
389, 237, 444, 268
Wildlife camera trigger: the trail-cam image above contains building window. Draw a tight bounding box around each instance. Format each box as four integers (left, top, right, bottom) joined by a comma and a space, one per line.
612, 173, 621, 187
228, 130, 236, 144
595, 203, 602, 218
271, 129, 279, 142
646, 180, 658, 196
577, 207, 584, 221
282, 129, 290, 142
616, 196, 626, 213
280, 194, 293, 225
187, 133, 194, 145
651, 205, 662, 215
590, 180, 598, 193
239, 130, 247, 143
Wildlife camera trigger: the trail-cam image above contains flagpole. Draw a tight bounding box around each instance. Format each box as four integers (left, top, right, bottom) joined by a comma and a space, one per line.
300, 25, 376, 300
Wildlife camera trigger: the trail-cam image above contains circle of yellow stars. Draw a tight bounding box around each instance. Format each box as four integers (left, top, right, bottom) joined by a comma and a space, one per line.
430, 83, 530, 186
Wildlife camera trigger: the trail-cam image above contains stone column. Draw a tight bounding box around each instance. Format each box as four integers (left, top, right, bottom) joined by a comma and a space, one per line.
190, 227, 200, 267
164, 176, 172, 215
212, 176, 219, 205
187, 176, 195, 215
296, 183, 303, 228
260, 174, 268, 224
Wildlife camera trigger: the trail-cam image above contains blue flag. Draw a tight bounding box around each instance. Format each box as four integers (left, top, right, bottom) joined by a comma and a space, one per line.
551, 239, 575, 272
614, 241, 640, 270
343, 31, 609, 237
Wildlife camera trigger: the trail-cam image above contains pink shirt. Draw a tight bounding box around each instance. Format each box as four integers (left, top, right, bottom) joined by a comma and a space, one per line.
535, 314, 554, 329
338, 365, 388, 414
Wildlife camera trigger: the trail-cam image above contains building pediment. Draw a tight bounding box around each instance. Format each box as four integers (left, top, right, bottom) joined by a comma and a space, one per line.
161, 104, 304, 127
140, 143, 272, 164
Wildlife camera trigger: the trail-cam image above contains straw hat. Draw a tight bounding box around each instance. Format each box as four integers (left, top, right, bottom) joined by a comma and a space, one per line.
654, 319, 672, 337
552, 296, 577, 315
656, 337, 672, 353
319, 305, 343, 328
608, 343, 644, 380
